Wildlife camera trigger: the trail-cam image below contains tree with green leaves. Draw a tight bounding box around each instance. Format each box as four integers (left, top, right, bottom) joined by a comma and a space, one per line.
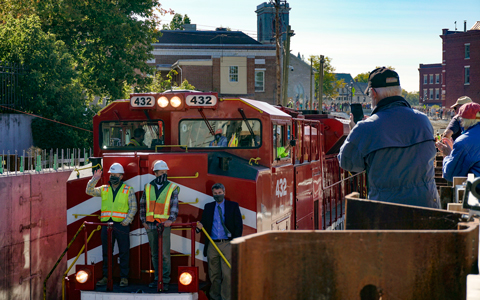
309, 55, 345, 100
0, 15, 92, 149
354, 72, 369, 83
162, 13, 191, 30
1, 0, 169, 102
402, 89, 419, 106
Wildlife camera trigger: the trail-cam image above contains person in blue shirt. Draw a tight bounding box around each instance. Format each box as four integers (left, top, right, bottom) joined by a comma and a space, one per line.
209, 129, 228, 147
338, 67, 439, 208
197, 183, 243, 300
437, 102, 480, 181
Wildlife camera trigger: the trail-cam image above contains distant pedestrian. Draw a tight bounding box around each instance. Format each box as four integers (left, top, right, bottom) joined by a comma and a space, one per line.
338, 67, 439, 208
437, 102, 480, 181
442, 96, 472, 141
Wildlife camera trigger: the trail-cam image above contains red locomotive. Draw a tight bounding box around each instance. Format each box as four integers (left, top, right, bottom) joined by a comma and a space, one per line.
64, 90, 366, 299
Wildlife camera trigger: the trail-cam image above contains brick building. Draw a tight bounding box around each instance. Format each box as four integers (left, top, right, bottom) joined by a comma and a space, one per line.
441, 21, 480, 107
418, 63, 442, 106
150, 28, 277, 103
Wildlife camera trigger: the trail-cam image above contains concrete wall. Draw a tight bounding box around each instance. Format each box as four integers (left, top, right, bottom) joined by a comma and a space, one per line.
0, 114, 35, 152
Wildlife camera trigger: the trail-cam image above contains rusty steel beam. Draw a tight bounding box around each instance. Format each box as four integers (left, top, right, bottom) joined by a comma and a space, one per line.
231, 195, 479, 300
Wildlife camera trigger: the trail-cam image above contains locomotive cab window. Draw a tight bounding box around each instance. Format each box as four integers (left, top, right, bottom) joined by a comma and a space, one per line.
274, 124, 291, 161
100, 121, 164, 150
179, 119, 261, 148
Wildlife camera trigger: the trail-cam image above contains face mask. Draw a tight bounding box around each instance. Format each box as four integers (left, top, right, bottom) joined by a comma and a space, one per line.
155, 173, 167, 185
213, 194, 224, 203
215, 134, 221, 140
109, 175, 120, 185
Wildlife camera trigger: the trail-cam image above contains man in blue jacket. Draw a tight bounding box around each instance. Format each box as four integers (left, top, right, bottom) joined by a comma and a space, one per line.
338, 67, 439, 208
437, 102, 480, 181
197, 183, 243, 300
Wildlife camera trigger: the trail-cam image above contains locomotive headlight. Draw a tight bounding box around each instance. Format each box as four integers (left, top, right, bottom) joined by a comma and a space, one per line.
76, 269, 91, 284
158, 96, 169, 108
179, 271, 193, 286
170, 96, 182, 108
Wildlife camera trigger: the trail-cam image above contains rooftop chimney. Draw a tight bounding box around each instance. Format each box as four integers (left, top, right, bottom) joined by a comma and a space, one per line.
464, 20, 467, 32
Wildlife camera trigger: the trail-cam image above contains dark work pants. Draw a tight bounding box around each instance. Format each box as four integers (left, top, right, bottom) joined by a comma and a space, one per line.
101, 222, 130, 278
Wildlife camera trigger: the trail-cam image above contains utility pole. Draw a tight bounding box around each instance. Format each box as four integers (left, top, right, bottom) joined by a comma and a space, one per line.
310, 58, 313, 109
273, 0, 282, 105
282, 25, 293, 106
318, 55, 325, 111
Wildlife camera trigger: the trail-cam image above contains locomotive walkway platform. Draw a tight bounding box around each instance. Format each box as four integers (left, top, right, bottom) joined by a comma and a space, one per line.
81, 282, 205, 299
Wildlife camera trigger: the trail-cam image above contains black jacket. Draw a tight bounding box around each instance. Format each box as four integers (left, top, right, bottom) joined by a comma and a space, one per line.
200, 200, 243, 257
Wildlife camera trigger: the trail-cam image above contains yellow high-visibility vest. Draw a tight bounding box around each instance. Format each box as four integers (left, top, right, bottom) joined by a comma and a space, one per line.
100, 184, 131, 222
145, 182, 179, 223
128, 139, 140, 146
228, 133, 238, 147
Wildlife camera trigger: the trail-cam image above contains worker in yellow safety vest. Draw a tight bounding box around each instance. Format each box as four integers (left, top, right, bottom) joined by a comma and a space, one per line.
139, 160, 180, 291
86, 162, 137, 287
128, 128, 145, 147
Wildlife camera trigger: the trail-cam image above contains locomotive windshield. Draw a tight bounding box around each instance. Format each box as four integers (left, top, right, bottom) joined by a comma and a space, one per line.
179, 119, 261, 148
100, 120, 164, 149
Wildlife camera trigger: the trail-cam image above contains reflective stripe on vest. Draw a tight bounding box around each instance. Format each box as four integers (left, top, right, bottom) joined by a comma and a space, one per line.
128, 139, 140, 146
145, 182, 178, 223
100, 183, 130, 222
228, 133, 238, 147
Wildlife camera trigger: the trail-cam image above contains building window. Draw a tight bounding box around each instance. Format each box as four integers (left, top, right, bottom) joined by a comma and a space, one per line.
255, 70, 265, 92
465, 44, 470, 59
429, 89, 433, 100
423, 89, 428, 100
465, 66, 470, 85
229, 66, 238, 82
423, 75, 427, 84
435, 74, 440, 84
435, 88, 439, 100
429, 74, 433, 84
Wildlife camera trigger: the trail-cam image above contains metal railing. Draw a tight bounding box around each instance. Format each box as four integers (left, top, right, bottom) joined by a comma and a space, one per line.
0, 61, 29, 111
0, 148, 92, 176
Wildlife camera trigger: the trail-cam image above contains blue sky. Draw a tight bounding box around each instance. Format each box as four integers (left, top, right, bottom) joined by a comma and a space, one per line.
158, 0, 480, 92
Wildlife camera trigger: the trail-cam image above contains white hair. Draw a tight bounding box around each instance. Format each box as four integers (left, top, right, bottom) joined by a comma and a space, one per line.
461, 118, 480, 130
374, 85, 402, 101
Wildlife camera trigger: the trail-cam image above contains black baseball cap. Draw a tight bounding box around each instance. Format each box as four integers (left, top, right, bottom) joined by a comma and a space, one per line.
365, 67, 400, 95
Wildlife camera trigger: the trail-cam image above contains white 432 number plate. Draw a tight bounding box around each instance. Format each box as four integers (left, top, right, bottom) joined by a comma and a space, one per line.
131, 96, 155, 108
186, 95, 217, 106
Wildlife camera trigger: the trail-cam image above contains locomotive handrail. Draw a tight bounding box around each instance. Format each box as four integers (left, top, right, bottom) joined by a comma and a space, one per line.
61, 224, 102, 300
73, 163, 102, 178
169, 172, 199, 179
323, 170, 366, 190
155, 145, 188, 152
72, 213, 101, 219
179, 198, 199, 205
43, 223, 85, 300
248, 157, 261, 165
200, 225, 231, 269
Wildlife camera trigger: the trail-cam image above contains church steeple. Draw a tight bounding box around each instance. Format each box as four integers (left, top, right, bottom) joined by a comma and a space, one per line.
255, 2, 290, 44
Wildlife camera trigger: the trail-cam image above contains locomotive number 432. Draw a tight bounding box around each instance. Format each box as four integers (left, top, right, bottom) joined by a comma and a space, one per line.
275, 178, 287, 197
131, 96, 154, 108
186, 95, 217, 106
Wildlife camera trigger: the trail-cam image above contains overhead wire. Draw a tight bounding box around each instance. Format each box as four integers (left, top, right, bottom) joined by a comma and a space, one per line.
0, 104, 93, 133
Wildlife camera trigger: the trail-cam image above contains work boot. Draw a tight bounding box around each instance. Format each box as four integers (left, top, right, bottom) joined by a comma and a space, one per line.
120, 278, 128, 287
163, 283, 169, 291
96, 277, 108, 286
149, 281, 157, 288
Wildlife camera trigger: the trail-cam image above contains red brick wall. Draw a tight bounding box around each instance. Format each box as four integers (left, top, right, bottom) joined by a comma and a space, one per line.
442, 29, 480, 107
212, 58, 220, 94
181, 65, 213, 92
418, 64, 442, 106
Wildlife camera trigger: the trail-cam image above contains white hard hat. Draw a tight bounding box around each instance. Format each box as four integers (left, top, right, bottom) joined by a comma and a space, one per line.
153, 160, 169, 171
108, 163, 124, 174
